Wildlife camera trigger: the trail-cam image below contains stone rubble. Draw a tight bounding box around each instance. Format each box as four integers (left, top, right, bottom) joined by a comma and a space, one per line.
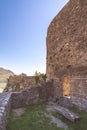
47, 101, 80, 122
54, 105, 80, 122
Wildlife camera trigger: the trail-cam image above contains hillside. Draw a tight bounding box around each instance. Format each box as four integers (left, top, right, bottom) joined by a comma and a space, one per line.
0, 67, 14, 92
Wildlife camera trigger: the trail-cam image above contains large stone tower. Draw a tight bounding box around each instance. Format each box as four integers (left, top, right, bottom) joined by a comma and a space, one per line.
46, 0, 87, 80
46, 0, 87, 101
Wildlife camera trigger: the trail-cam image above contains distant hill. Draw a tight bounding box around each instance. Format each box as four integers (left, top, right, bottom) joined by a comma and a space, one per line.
0, 67, 14, 92
0, 67, 14, 81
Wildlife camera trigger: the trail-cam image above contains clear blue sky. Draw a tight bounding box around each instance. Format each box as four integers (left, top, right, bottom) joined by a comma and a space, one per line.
0, 0, 69, 75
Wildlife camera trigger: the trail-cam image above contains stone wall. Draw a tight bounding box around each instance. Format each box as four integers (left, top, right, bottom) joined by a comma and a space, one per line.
46, 0, 87, 110
8, 74, 36, 86
46, 0, 87, 80
11, 80, 53, 109
0, 92, 12, 130
5, 74, 36, 91
52, 78, 63, 98
0, 80, 53, 130
70, 76, 87, 110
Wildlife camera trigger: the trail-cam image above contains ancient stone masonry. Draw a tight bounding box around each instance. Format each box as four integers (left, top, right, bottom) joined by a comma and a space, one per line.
8, 74, 36, 87
1, 1, 87, 129
54, 105, 80, 122
0, 92, 12, 130
46, 0, 87, 80
0, 80, 53, 130
46, 0, 87, 108
11, 80, 53, 109
70, 76, 87, 110
4, 74, 36, 91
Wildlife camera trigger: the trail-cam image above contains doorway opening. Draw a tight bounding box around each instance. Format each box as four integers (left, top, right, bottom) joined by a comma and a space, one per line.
63, 76, 70, 97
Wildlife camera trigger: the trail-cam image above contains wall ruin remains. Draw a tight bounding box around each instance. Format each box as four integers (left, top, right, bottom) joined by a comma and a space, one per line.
0, 80, 53, 130
46, 0, 87, 108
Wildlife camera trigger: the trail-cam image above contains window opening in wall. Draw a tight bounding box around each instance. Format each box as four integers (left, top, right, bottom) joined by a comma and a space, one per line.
63, 76, 70, 98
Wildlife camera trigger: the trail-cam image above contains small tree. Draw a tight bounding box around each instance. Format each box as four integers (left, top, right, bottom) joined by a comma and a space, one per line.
41, 73, 47, 81
34, 71, 39, 84
34, 71, 46, 84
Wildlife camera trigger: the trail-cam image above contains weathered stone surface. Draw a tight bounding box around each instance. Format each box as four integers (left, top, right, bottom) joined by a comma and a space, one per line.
54, 105, 80, 122
46, 0, 87, 79
4, 74, 36, 92
0, 92, 12, 130
11, 80, 53, 109
52, 78, 63, 98
11, 85, 40, 108
46, 0, 87, 109
0, 80, 53, 130
70, 76, 87, 110
47, 102, 80, 122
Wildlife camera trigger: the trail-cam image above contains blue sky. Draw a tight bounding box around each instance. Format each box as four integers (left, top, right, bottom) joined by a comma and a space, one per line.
0, 0, 69, 75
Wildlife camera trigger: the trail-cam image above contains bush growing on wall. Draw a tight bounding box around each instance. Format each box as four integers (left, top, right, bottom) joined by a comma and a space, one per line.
34, 71, 47, 84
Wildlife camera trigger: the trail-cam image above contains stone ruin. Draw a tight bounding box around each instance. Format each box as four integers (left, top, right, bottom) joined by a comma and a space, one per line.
0, 81, 53, 130
0, 0, 87, 130
4, 73, 46, 92
46, 0, 87, 109
4, 73, 36, 92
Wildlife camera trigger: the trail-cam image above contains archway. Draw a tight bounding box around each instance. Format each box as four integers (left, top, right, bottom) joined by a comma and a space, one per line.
63, 76, 70, 97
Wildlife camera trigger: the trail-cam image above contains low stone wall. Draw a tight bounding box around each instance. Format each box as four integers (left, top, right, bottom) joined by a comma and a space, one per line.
0, 80, 53, 130
11, 80, 53, 109
0, 92, 12, 130
11, 85, 39, 109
